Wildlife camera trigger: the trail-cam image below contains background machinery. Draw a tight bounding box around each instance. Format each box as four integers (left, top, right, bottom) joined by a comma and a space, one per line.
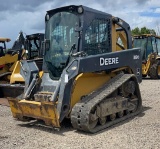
8, 5, 142, 133
0, 31, 26, 81
0, 36, 16, 80
0, 32, 44, 81
133, 34, 160, 79
9, 33, 44, 84
0, 37, 11, 56
0, 32, 44, 98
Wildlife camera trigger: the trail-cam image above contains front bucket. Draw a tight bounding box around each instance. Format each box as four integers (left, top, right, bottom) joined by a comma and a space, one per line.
8, 98, 60, 127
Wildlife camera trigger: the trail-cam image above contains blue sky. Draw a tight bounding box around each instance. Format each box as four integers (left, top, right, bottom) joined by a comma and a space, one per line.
140, 7, 160, 17
140, 11, 160, 17
0, 0, 160, 48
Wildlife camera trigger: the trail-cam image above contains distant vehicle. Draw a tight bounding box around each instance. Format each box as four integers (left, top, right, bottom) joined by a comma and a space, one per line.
0, 32, 44, 98
133, 34, 160, 79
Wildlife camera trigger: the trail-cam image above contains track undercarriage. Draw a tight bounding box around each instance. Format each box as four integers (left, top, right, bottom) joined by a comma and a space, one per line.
71, 73, 142, 133
8, 73, 142, 133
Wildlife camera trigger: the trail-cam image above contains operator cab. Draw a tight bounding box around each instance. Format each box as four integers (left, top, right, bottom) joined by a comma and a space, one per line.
133, 34, 160, 62
44, 5, 131, 80
44, 5, 113, 79
0, 38, 11, 57
25, 33, 44, 59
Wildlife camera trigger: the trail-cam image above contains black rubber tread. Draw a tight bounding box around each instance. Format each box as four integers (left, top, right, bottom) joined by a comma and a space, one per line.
149, 60, 160, 79
142, 74, 147, 78
71, 73, 142, 133
149, 63, 158, 79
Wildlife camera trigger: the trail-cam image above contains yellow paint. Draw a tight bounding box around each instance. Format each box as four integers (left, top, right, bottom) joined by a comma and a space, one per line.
10, 61, 44, 84
70, 72, 116, 108
0, 53, 19, 80
0, 53, 18, 65
133, 34, 160, 77
10, 61, 24, 84
117, 31, 127, 49
39, 71, 44, 78
8, 98, 60, 127
141, 54, 159, 76
8, 17, 135, 126
112, 19, 128, 52
112, 21, 117, 52
0, 38, 11, 42
142, 61, 150, 75
133, 34, 160, 39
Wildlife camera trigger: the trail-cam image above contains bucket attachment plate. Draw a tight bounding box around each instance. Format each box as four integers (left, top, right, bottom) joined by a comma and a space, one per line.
8, 98, 60, 127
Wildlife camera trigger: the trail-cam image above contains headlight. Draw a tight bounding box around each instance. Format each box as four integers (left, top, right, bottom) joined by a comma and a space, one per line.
45, 14, 49, 21
77, 6, 83, 14
66, 60, 78, 75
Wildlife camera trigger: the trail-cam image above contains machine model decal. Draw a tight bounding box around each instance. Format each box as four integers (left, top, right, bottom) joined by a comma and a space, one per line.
133, 55, 140, 60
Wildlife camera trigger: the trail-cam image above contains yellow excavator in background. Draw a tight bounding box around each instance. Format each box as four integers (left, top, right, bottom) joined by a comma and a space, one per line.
133, 34, 160, 79
7, 5, 142, 133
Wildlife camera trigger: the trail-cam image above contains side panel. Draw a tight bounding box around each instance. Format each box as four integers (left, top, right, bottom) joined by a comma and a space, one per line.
57, 48, 142, 121
78, 48, 142, 82
70, 72, 115, 108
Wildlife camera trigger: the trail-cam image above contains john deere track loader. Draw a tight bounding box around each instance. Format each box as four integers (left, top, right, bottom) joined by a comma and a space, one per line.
8, 5, 142, 133
133, 34, 160, 79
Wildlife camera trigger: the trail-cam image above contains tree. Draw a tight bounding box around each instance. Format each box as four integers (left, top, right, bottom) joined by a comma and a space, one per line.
132, 27, 140, 35
131, 27, 156, 35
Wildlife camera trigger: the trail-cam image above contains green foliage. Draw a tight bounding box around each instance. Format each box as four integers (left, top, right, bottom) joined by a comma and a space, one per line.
131, 27, 156, 35
132, 27, 140, 35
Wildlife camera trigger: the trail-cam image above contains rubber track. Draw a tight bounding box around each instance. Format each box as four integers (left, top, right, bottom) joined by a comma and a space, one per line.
149, 62, 160, 79
71, 73, 142, 133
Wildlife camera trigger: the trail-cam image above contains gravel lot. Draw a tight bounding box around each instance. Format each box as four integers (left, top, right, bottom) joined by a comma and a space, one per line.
0, 79, 160, 149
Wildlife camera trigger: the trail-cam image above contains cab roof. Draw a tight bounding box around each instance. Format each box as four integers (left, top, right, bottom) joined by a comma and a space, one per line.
0, 38, 11, 42
133, 34, 160, 39
47, 5, 111, 17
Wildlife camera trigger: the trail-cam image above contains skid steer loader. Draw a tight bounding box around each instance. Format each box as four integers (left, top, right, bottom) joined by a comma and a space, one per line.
0, 33, 44, 98
0, 31, 25, 81
8, 5, 142, 133
0, 32, 44, 81
9, 33, 44, 84
133, 34, 160, 79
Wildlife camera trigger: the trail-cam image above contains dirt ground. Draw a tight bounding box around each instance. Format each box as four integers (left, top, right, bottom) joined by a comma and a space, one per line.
0, 79, 160, 149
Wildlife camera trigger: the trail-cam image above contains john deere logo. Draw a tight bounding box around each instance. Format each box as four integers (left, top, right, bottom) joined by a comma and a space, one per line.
100, 57, 119, 66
